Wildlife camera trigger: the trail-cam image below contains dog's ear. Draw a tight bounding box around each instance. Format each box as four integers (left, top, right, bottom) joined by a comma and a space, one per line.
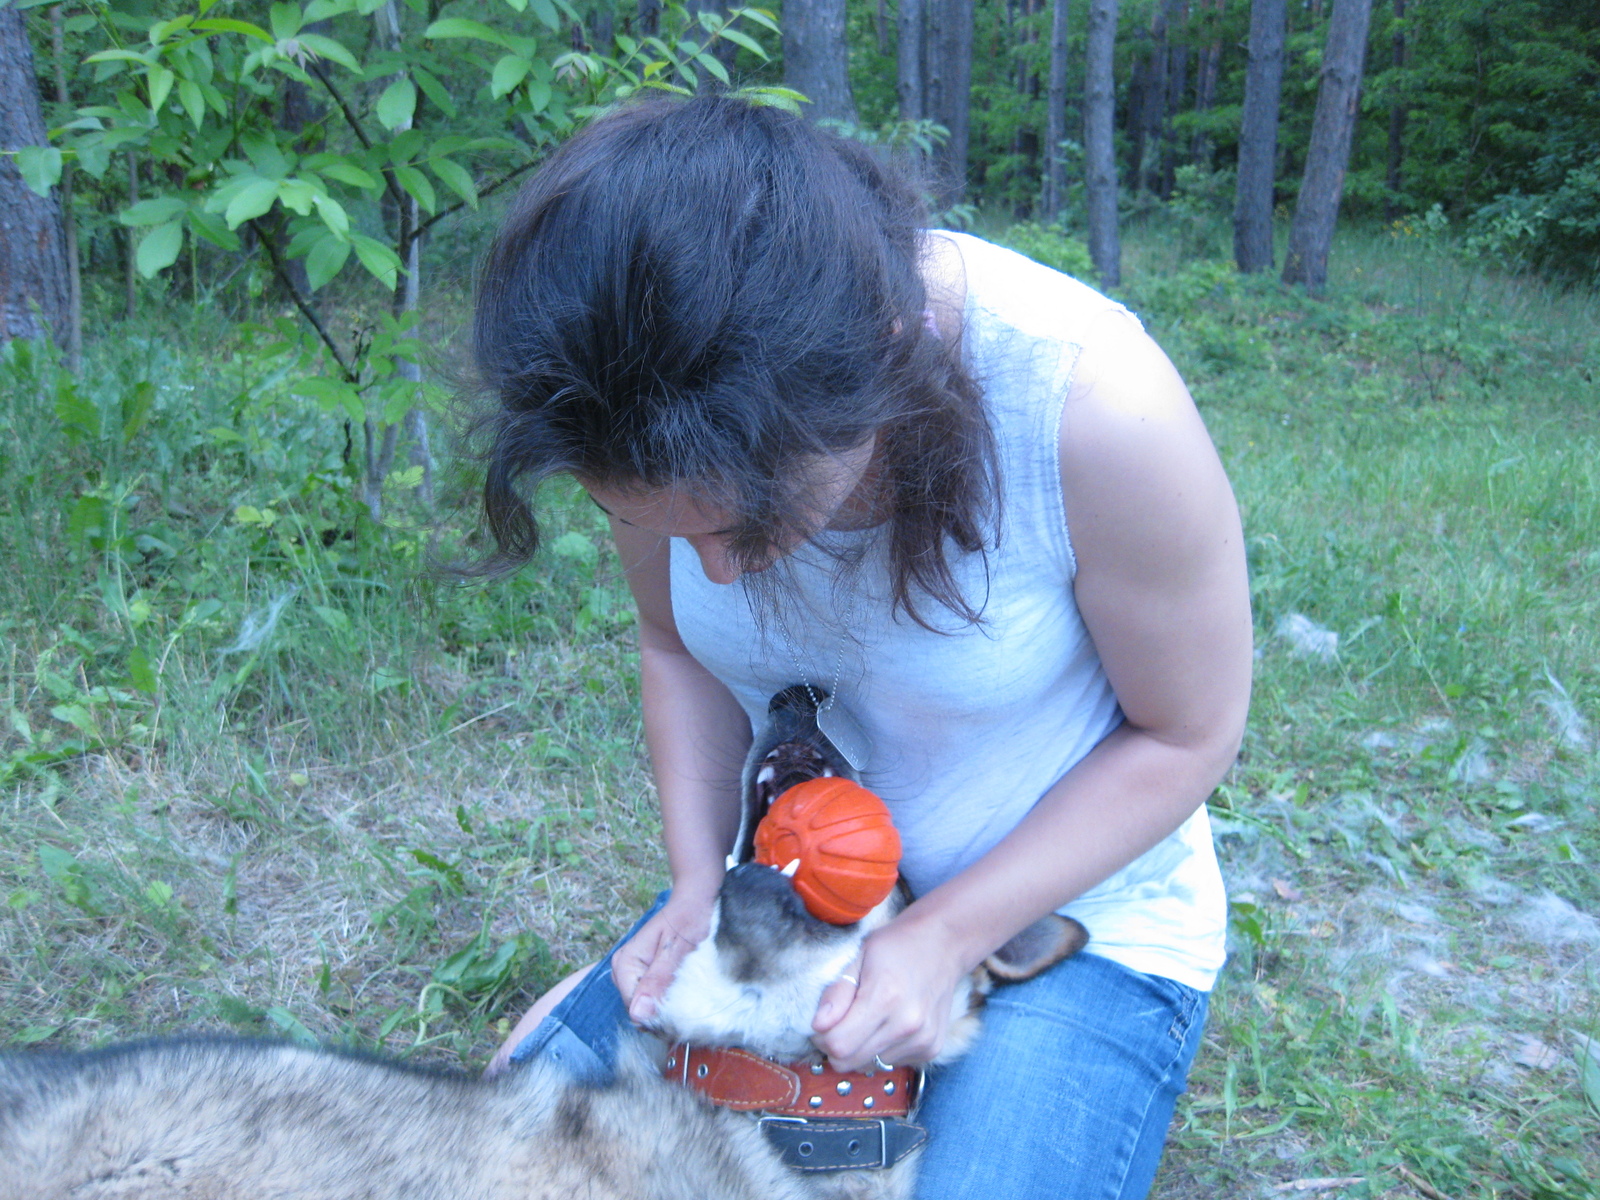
983, 915, 1088, 982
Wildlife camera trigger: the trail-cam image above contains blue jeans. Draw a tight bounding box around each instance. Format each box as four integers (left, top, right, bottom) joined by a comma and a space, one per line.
509, 896, 1208, 1200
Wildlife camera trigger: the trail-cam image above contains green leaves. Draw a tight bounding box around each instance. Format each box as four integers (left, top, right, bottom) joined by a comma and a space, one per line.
350, 235, 401, 290
305, 236, 351, 292
223, 178, 280, 229
429, 156, 477, 209
422, 17, 521, 50
492, 54, 530, 99
11, 146, 63, 198
375, 79, 417, 132
137, 221, 185, 278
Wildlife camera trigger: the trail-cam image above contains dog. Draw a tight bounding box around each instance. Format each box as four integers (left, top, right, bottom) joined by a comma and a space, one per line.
0, 686, 1085, 1200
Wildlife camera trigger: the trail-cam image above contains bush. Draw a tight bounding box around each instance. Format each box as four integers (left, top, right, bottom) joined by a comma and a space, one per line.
996, 222, 1095, 280
1467, 155, 1600, 284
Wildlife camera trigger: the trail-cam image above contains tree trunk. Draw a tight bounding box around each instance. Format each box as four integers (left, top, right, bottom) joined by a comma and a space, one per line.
898, 0, 925, 120
1012, 0, 1041, 213
1158, 0, 1189, 200
48, 5, 79, 370
588, 4, 615, 54
637, 0, 660, 38
1134, 3, 1168, 193
1232, 0, 1287, 273
1282, 0, 1374, 292
1041, 0, 1070, 221
876, 0, 892, 56
0, 5, 69, 345
783, 0, 858, 124
1191, 0, 1223, 165
1084, 0, 1121, 286
365, 0, 434, 517
925, 0, 974, 205
1384, 0, 1407, 222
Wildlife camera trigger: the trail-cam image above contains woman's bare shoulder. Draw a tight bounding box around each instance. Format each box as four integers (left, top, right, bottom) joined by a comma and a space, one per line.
1059, 310, 1240, 589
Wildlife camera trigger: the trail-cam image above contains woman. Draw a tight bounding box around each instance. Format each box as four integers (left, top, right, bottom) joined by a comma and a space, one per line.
476, 94, 1250, 1199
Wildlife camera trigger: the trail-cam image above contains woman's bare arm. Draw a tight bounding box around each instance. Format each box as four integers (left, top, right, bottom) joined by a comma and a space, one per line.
814, 312, 1252, 1069
605, 519, 751, 1020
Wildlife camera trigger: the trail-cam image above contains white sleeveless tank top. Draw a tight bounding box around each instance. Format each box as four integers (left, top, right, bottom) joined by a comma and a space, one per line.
669, 232, 1227, 990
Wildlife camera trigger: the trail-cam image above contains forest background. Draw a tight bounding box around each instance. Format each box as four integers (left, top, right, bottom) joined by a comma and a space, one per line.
1, 1, 1598, 1198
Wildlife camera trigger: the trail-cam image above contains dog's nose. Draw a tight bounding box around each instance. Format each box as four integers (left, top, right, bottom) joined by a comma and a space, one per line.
714, 862, 831, 983
721, 861, 810, 916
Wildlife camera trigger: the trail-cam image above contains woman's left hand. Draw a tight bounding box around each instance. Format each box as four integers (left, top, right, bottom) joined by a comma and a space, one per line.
810, 911, 970, 1071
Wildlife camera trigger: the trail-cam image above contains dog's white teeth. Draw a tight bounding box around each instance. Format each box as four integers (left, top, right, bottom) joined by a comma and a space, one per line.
757, 766, 776, 785
781, 859, 801, 878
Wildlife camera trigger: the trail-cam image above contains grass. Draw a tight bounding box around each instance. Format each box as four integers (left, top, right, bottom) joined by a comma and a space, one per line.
2, 208, 1597, 1198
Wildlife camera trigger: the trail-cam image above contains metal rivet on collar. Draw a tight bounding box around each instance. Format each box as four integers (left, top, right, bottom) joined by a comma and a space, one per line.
836, 1080, 852, 1095
808, 1096, 823, 1108
810, 1063, 825, 1076
883, 1080, 896, 1094
799, 1141, 814, 1157
665, 1056, 676, 1068
863, 1095, 876, 1108
696, 1063, 709, 1078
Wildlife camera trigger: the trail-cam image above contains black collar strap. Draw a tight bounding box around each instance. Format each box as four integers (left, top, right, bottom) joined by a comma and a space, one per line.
759, 1116, 928, 1172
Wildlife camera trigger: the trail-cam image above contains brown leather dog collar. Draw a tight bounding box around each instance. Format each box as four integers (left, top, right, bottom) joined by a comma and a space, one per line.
664, 1043, 919, 1119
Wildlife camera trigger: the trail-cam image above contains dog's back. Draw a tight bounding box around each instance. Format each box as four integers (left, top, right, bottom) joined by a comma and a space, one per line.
0, 1037, 835, 1200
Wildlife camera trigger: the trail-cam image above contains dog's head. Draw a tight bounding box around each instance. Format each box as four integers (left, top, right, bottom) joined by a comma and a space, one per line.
650, 686, 1086, 1063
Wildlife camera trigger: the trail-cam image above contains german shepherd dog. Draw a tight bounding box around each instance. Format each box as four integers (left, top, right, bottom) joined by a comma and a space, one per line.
0, 687, 1085, 1200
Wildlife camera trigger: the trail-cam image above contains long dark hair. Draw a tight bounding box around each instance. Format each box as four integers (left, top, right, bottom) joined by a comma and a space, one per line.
472, 94, 997, 628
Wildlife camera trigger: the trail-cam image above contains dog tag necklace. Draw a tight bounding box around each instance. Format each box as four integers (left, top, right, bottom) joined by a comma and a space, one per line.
779, 626, 872, 772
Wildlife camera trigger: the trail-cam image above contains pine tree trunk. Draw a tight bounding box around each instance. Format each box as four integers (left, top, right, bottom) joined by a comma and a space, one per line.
637, 0, 660, 38
1084, 0, 1122, 286
783, 0, 859, 124
1282, 0, 1374, 292
0, 5, 69, 345
1384, 0, 1407, 222
1013, 0, 1041, 213
926, 0, 974, 206
1136, 3, 1169, 193
898, 0, 925, 120
48, 5, 79, 370
1232, 0, 1287, 273
1041, 0, 1071, 221
1158, 0, 1189, 200
1191, 0, 1222, 166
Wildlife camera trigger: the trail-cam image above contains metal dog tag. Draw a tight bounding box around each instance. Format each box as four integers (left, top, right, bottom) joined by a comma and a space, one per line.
817, 702, 872, 772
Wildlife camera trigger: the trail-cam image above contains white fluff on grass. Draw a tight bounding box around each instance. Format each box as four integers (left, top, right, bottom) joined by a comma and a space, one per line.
1512, 891, 1600, 947
221, 587, 300, 655
1536, 669, 1593, 750
1275, 612, 1339, 662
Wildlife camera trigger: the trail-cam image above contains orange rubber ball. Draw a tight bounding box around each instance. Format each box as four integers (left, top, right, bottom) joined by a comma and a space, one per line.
753, 777, 901, 924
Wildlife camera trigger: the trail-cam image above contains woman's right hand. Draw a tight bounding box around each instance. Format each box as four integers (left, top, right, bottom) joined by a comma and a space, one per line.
611, 887, 718, 1025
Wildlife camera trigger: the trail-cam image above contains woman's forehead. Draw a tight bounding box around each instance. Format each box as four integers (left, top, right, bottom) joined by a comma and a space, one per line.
582, 483, 740, 537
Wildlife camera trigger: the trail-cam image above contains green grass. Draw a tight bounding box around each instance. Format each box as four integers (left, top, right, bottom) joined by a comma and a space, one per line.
2, 212, 1597, 1197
